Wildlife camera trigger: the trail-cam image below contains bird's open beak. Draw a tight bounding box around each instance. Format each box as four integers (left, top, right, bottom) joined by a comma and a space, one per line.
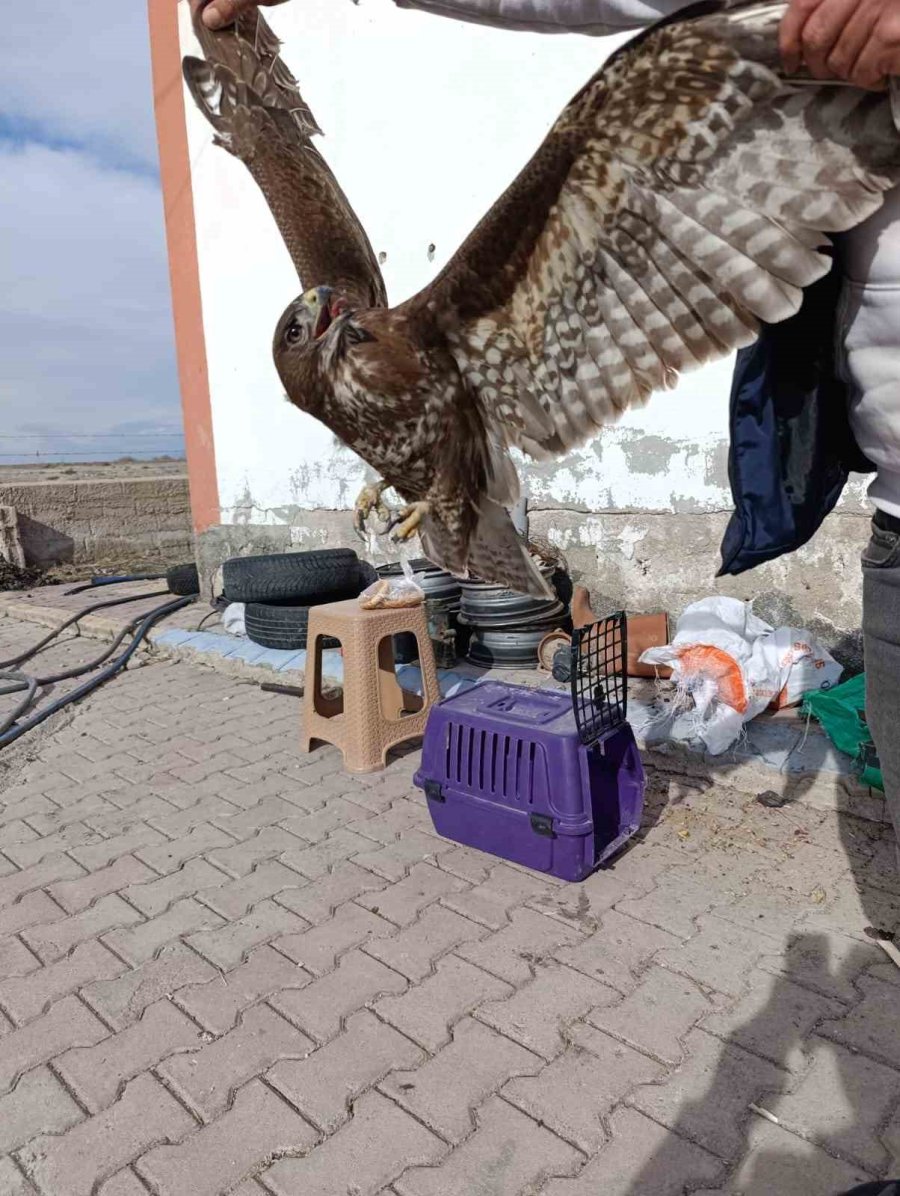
304, 286, 341, 340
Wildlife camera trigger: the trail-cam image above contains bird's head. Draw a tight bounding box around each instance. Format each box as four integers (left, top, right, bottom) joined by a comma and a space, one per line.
275, 285, 344, 353
273, 285, 376, 409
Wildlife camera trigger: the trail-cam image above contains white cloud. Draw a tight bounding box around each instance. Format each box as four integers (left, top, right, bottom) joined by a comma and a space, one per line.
0, 143, 181, 458
0, 5, 181, 461
0, 2, 160, 170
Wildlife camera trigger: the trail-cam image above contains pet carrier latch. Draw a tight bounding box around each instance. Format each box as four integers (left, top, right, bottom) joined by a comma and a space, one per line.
530, 813, 556, 838
424, 780, 445, 803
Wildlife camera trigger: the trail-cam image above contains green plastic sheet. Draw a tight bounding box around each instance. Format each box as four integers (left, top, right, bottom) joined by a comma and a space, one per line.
802, 674, 884, 792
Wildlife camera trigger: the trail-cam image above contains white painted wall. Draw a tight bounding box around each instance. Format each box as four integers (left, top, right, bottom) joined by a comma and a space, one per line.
179, 0, 736, 524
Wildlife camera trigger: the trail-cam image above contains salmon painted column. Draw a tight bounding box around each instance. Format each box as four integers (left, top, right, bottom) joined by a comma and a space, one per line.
148, 0, 219, 537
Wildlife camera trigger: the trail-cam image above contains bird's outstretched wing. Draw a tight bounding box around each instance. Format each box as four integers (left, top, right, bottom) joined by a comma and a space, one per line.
183, 8, 387, 309
405, 0, 900, 458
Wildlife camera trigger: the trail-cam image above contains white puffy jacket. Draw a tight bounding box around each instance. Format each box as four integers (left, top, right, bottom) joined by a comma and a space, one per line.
394, 0, 691, 36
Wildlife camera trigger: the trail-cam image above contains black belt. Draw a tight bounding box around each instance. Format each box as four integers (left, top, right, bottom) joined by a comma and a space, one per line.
874, 509, 900, 536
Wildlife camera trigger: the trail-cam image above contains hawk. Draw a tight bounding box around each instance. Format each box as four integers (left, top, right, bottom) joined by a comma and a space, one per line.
183, 1, 900, 597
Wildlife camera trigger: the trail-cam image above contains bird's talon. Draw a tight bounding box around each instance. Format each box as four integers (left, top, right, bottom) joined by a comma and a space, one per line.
389, 502, 430, 543
354, 481, 390, 537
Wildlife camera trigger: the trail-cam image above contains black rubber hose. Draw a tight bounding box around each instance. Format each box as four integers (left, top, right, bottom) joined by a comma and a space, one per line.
0, 672, 38, 736
0, 589, 170, 670
64, 574, 166, 596
0, 595, 194, 750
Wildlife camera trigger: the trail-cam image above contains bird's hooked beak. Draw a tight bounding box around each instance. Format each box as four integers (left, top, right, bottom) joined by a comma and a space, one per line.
303, 285, 346, 340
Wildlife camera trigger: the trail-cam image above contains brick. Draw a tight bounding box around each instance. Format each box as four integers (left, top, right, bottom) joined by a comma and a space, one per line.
280, 796, 373, 843
48, 856, 156, 913
821, 973, 900, 1067
148, 796, 241, 837
711, 1117, 871, 1195
270, 1009, 424, 1133
617, 871, 721, 939
84, 796, 179, 836
376, 955, 509, 1052
761, 931, 875, 1004
702, 974, 845, 1071
0, 854, 83, 908
83, 942, 218, 1029
200, 860, 306, 920
364, 906, 486, 981
23, 893, 142, 963
161, 1003, 312, 1119
479, 963, 616, 1061
0, 937, 39, 982
505, 1020, 663, 1152
457, 907, 584, 985
174, 945, 309, 1034
554, 909, 680, 994
56, 1000, 203, 1112
187, 898, 307, 969
4, 824, 102, 868
207, 827, 305, 877
280, 828, 374, 880
137, 1079, 317, 1196
274, 950, 407, 1043
0, 941, 125, 1024
70, 825, 168, 872
0, 1065, 83, 1153
395, 1095, 580, 1196
346, 800, 428, 844
541, 1106, 725, 1196
0, 996, 107, 1093
104, 898, 224, 965
96, 1170, 149, 1196
276, 902, 393, 975
122, 856, 227, 916
382, 1016, 541, 1143
0, 821, 37, 848
212, 796, 301, 837
265, 1090, 444, 1196
588, 965, 723, 1066
356, 862, 467, 927
135, 823, 235, 874
441, 862, 553, 929
528, 866, 634, 931
0, 890, 63, 939
0, 1157, 35, 1195
629, 1028, 786, 1159
653, 914, 774, 996
767, 1035, 900, 1172
352, 831, 451, 882
276, 860, 385, 925
20, 1074, 194, 1196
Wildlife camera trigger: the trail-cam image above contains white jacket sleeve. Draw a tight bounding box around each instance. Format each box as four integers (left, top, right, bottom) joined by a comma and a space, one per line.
393, 0, 694, 36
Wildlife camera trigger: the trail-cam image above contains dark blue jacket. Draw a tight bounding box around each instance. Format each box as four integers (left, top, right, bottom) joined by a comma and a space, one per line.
719, 261, 873, 576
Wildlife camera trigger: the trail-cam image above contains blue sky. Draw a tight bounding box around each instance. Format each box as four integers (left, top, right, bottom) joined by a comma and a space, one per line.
0, 3, 184, 464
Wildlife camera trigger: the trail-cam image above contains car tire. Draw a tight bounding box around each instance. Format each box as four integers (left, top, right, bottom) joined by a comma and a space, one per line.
166, 563, 200, 596
222, 548, 361, 604
244, 602, 340, 652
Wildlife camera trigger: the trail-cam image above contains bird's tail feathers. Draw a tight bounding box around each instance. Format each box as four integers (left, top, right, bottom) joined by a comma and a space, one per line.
466, 499, 553, 599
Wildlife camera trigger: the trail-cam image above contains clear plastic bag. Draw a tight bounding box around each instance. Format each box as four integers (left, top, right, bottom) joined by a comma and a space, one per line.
359, 558, 424, 609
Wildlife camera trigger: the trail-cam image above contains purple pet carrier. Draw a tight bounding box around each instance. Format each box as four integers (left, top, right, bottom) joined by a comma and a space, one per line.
414, 613, 645, 882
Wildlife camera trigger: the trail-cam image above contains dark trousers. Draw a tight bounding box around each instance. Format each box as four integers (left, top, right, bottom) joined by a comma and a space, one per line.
863, 511, 900, 851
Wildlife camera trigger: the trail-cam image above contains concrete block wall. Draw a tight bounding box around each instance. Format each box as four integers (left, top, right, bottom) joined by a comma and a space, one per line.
0, 476, 193, 568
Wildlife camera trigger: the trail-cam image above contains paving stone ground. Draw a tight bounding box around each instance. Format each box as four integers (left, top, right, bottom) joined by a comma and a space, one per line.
1, 611, 899, 1195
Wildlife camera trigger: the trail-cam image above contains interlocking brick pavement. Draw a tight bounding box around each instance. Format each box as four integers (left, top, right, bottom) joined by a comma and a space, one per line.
1, 610, 900, 1193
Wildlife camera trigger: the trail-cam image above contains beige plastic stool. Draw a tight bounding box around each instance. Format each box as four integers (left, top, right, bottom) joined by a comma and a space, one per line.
302, 598, 440, 774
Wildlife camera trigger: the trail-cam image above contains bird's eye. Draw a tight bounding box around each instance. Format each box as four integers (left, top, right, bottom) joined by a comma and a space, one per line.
284, 322, 304, 346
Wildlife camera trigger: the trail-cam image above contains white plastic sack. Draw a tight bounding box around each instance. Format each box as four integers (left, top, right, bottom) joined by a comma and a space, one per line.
640, 597, 842, 755
222, 602, 246, 637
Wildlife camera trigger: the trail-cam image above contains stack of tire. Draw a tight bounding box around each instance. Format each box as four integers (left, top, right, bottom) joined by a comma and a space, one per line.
223, 549, 376, 651
376, 558, 464, 667
460, 563, 572, 669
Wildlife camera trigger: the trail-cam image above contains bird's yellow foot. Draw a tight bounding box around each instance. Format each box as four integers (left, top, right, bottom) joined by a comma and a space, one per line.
390, 501, 430, 543
354, 481, 391, 537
